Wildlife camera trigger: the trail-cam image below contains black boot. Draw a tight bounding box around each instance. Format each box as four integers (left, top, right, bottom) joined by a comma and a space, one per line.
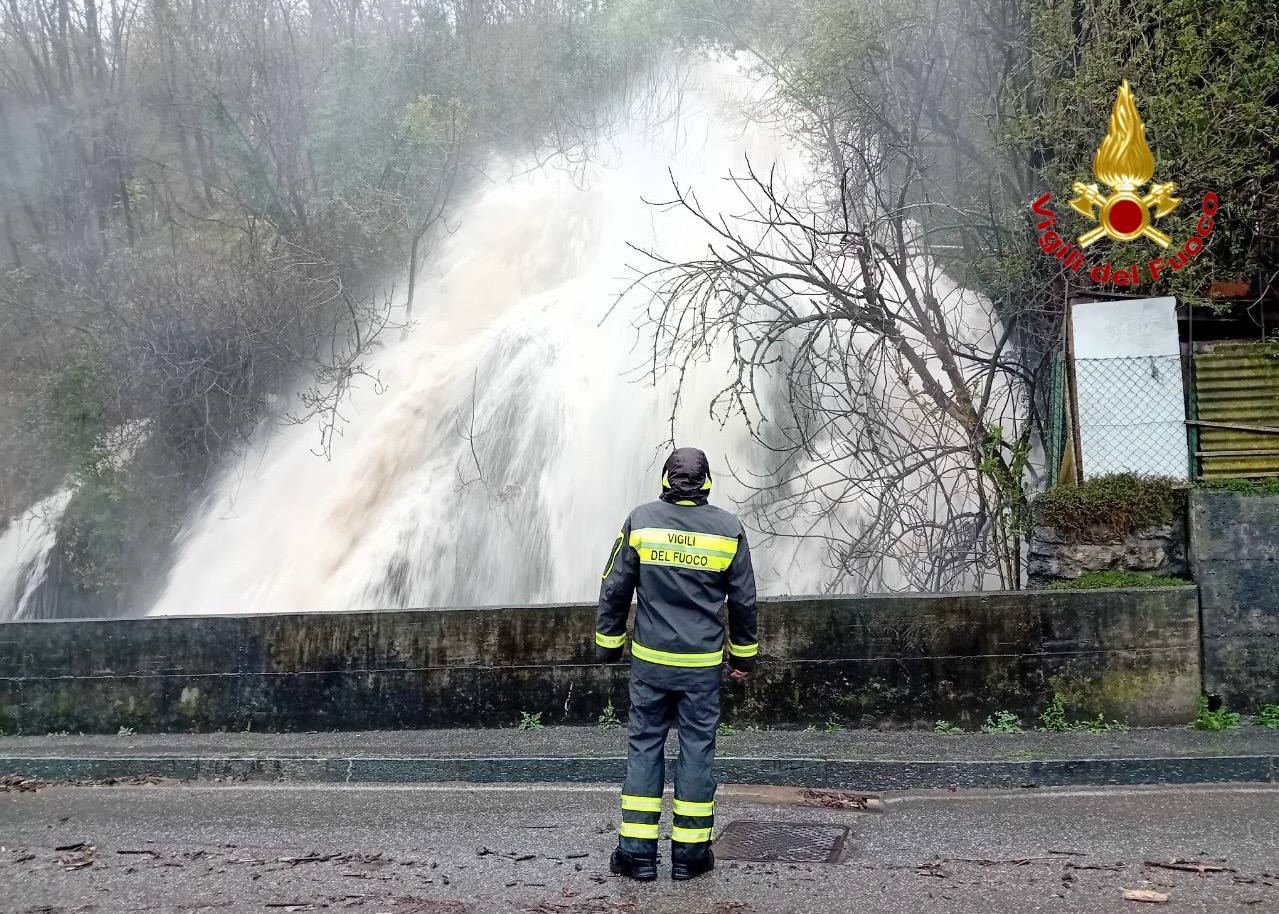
610, 846, 658, 882
671, 841, 715, 881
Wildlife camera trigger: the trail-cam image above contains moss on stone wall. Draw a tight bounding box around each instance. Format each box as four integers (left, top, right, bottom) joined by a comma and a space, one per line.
1034, 474, 1184, 544
1048, 669, 1175, 719
1045, 571, 1187, 589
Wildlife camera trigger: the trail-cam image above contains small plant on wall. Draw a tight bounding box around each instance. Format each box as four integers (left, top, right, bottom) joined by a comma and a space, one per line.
1033, 473, 1182, 544
597, 701, 621, 729
1191, 696, 1240, 732
981, 711, 1023, 734
1039, 694, 1128, 732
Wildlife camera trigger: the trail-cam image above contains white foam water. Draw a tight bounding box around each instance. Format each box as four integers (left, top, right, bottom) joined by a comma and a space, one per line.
0, 488, 72, 620
149, 59, 833, 615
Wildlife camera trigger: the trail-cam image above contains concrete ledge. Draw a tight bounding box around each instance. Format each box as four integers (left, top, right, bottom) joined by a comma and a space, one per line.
5, 726, 1277, 790
3, 753, 1273, 790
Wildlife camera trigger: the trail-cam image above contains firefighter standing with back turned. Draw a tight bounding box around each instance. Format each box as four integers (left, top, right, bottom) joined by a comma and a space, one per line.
594, 446, 758, 882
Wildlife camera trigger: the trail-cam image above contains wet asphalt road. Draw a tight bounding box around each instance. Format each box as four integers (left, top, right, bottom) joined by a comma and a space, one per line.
1, 782, 1276, 913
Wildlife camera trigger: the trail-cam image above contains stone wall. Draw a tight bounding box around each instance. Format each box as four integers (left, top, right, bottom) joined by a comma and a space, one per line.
0, 590, 1202, 734
1028, 519, 1187, 587
1189, 490, 1279, 709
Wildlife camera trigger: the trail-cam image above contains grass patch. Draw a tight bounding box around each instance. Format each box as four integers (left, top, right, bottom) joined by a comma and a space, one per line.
1191, 696, 1240, 732
1038, 694, 1127, 732
1033, 473, 1181, 543
823, 718, 844, 734
1255, 704, 1279, 729
1039, 695, 1069, 732
516, 711, 544, 731
596, 701, 621, 730
1044, 571, 1187, 590
981, 711, 1023, 734
1199, 478, 1279, 496
716, 722, 738, 738
934, 720, 963, 735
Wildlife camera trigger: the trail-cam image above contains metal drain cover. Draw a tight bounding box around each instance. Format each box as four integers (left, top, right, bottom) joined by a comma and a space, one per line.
713, 820, 850, 863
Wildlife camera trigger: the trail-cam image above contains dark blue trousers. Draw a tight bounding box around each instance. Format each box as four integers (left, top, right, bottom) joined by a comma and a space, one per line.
618, 668, 718, 856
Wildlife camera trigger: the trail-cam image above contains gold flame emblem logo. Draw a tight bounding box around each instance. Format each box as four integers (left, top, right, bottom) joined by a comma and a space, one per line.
1068, 81, 1180, 248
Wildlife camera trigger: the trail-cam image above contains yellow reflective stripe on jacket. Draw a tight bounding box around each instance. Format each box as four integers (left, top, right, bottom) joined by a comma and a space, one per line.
629, 527, 738, 573
621, 794, 662, 813
601, 532, 624, 579
630, 527, 738, 557
672, 798, 714, 817
631, 641, 723, 668
728, 641, 759, 658
671, 826, 712, 843
619, 822, 660, 839
596, 631, 626, 649
637, 547, 731, 572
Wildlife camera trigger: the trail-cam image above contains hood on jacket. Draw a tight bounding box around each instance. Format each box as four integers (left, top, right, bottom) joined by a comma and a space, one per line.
660, 447, 712, 506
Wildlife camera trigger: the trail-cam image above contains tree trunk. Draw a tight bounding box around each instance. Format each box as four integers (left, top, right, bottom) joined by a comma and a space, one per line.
405, 235, 420, 321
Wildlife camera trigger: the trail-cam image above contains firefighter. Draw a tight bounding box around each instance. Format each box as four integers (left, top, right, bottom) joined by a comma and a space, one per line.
594, 446, 758, 882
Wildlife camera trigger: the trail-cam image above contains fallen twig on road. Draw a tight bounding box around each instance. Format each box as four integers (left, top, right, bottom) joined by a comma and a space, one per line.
940, 855, 1061, 866
1069, 862, 1125, 872
1145, 859, 1236, 875
278, 853, 341, 865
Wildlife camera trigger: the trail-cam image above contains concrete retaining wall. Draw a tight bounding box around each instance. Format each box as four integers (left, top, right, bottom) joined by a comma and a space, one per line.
0, 590, 1201, 733
1189, 490, 1279, 709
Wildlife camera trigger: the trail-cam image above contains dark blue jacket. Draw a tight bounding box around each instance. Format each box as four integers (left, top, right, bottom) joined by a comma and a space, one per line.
594, 448, 758, 684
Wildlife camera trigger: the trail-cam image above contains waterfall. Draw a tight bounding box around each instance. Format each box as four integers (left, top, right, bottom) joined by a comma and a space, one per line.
147, 59, 832, 615
0, 488, 72, 620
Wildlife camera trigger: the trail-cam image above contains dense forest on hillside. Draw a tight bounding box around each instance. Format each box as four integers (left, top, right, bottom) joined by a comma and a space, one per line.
1, 0, 1276, 612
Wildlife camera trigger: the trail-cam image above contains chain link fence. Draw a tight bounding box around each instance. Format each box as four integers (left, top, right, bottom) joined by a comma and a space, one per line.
1066, 354, 1190, 479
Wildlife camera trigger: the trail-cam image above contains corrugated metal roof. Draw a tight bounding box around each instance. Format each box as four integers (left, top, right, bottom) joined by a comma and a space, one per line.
1193, 342, 1279, 478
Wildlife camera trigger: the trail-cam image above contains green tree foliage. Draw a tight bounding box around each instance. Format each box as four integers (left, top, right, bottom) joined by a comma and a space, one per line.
1017, 0, 1279, 306
735, 0, 1277, 315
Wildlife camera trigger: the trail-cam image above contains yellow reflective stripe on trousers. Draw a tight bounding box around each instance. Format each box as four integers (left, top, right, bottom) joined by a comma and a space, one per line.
672, 798, 714, 817
629, 527, 738, 573
728, 641, 758, 658
595, 631, 626, 649
621, 794, 662, 813
631, 640, 723, 668
619, 822, 660, 840
671, 826, 712, 843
